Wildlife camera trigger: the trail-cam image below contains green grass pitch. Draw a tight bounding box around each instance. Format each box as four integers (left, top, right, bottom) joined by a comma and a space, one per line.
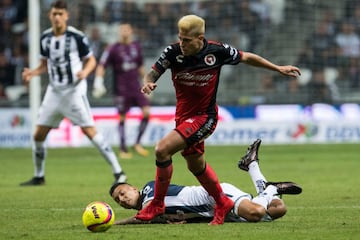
1, 143, 359, 240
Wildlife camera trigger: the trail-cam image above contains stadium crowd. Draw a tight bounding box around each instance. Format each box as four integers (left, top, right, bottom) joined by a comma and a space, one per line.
1, 0, 360, 105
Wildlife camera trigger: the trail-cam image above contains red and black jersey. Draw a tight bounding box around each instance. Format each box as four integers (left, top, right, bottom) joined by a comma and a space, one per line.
152, 39, 243, 121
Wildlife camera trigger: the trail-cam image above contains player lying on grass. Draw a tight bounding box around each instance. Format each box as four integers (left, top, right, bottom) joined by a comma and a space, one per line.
109, 139, 302, 224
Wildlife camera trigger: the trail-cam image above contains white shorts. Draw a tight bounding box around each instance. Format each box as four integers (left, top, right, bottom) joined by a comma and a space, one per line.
222, 183, 276, 222
37, 83, 94, 128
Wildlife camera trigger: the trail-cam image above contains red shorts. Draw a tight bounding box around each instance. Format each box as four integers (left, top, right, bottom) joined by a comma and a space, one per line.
175, 114, 217, 156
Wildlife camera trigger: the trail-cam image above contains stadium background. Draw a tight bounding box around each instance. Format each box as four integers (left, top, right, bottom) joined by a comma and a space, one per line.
1, 0, 360, 147
1, 0, 360, 106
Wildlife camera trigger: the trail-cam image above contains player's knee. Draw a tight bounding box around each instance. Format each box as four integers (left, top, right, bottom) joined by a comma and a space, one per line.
154, 142, 171, 160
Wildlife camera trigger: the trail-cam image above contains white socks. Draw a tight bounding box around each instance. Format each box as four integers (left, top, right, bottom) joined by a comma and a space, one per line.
91, 133, 122, 174
252, 185, 277, 209
248, 161, 267, 194
33, 141, 46, 177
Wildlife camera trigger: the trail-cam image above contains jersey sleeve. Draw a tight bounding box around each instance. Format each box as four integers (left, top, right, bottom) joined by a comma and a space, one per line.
75, 34, 93, 59
152, 44, 175, 74
218, 43, 243, 65
140, 181, 155, 206
39, 32, 50, 59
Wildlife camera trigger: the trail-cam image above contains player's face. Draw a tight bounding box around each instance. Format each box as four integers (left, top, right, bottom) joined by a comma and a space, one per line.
178, 32, 204, 56
119, 24, 132, 39
49, 8, 68, 31
111, 184, 140, 209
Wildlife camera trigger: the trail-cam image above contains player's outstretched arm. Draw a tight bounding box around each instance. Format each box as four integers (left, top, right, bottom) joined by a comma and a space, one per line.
241, 52, 301, 78
114, 216, 149, 225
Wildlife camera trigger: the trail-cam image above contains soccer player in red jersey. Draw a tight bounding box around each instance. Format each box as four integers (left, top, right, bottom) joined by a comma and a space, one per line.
137, 14, 301, 225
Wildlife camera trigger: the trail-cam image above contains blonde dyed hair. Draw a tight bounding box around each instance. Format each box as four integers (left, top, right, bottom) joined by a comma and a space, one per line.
178, 15, 205, 36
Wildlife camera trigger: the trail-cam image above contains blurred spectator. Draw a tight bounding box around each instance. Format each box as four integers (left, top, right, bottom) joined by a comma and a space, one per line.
258, 73, 276, 94
139, 3, 166, 53
88, 26, 107, 61
102, 0, 123, 23
344, 0, 360, 19
0, 50, 15, 88
76, 0, 97, 30
348, 5, 360, 35
309, 20, 337, 68
348, 56, 360, 88
263, 0, 285, 25
307, 68, 339, 104
296, 39, 314, 69
249, 0, 271, 25
335, 21, 360, 58
121, 1, 142, 26
234, 0, 262, 51
0, 0, 18, 23
0, 20, 14, 49
0, 83, 6, 99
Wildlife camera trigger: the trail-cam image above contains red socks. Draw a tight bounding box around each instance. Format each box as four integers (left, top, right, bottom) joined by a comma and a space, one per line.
195, 164, 225, 203
153, 160, 173, 202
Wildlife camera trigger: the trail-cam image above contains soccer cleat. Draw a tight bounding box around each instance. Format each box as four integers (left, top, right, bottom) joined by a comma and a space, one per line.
266, 181, 302, 195
135, 200, 165, 221
114, 172, 127, 184
134, 144, 150, 157
19, 177, 45, 186
209, 196, 234, 225
238, 139, 262, 171
119, 151, 133, 159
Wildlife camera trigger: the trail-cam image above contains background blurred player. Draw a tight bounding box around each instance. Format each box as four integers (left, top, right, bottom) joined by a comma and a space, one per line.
93, 23, 150, 159
20, 0, 126, 186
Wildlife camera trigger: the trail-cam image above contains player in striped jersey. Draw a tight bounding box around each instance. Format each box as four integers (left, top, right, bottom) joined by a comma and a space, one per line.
109, 139, 302, 224
20, 0, 126, 186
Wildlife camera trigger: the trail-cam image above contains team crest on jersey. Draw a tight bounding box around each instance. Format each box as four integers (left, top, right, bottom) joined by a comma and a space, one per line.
204, 54, 216, 66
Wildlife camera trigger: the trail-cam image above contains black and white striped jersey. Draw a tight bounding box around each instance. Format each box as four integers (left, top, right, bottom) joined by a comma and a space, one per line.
40, 26, 93, 90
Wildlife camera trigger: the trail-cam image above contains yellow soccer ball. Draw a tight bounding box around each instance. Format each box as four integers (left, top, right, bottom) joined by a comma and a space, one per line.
82, 201, 115, 232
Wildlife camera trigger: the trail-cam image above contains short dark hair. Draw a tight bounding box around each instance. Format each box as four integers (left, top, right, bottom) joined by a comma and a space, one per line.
109, 182, 128, 196
51, 0, 67, 10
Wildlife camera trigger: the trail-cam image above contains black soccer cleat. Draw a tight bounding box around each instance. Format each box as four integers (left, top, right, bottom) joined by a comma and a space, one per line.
266, 181, 302, 195
114, 171, 127, 184
238, 139, 262, 171
19, 177, 45, 186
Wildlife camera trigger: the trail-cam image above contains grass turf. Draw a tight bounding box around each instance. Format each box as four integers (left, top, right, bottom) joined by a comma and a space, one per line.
1, 143, 359, 240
